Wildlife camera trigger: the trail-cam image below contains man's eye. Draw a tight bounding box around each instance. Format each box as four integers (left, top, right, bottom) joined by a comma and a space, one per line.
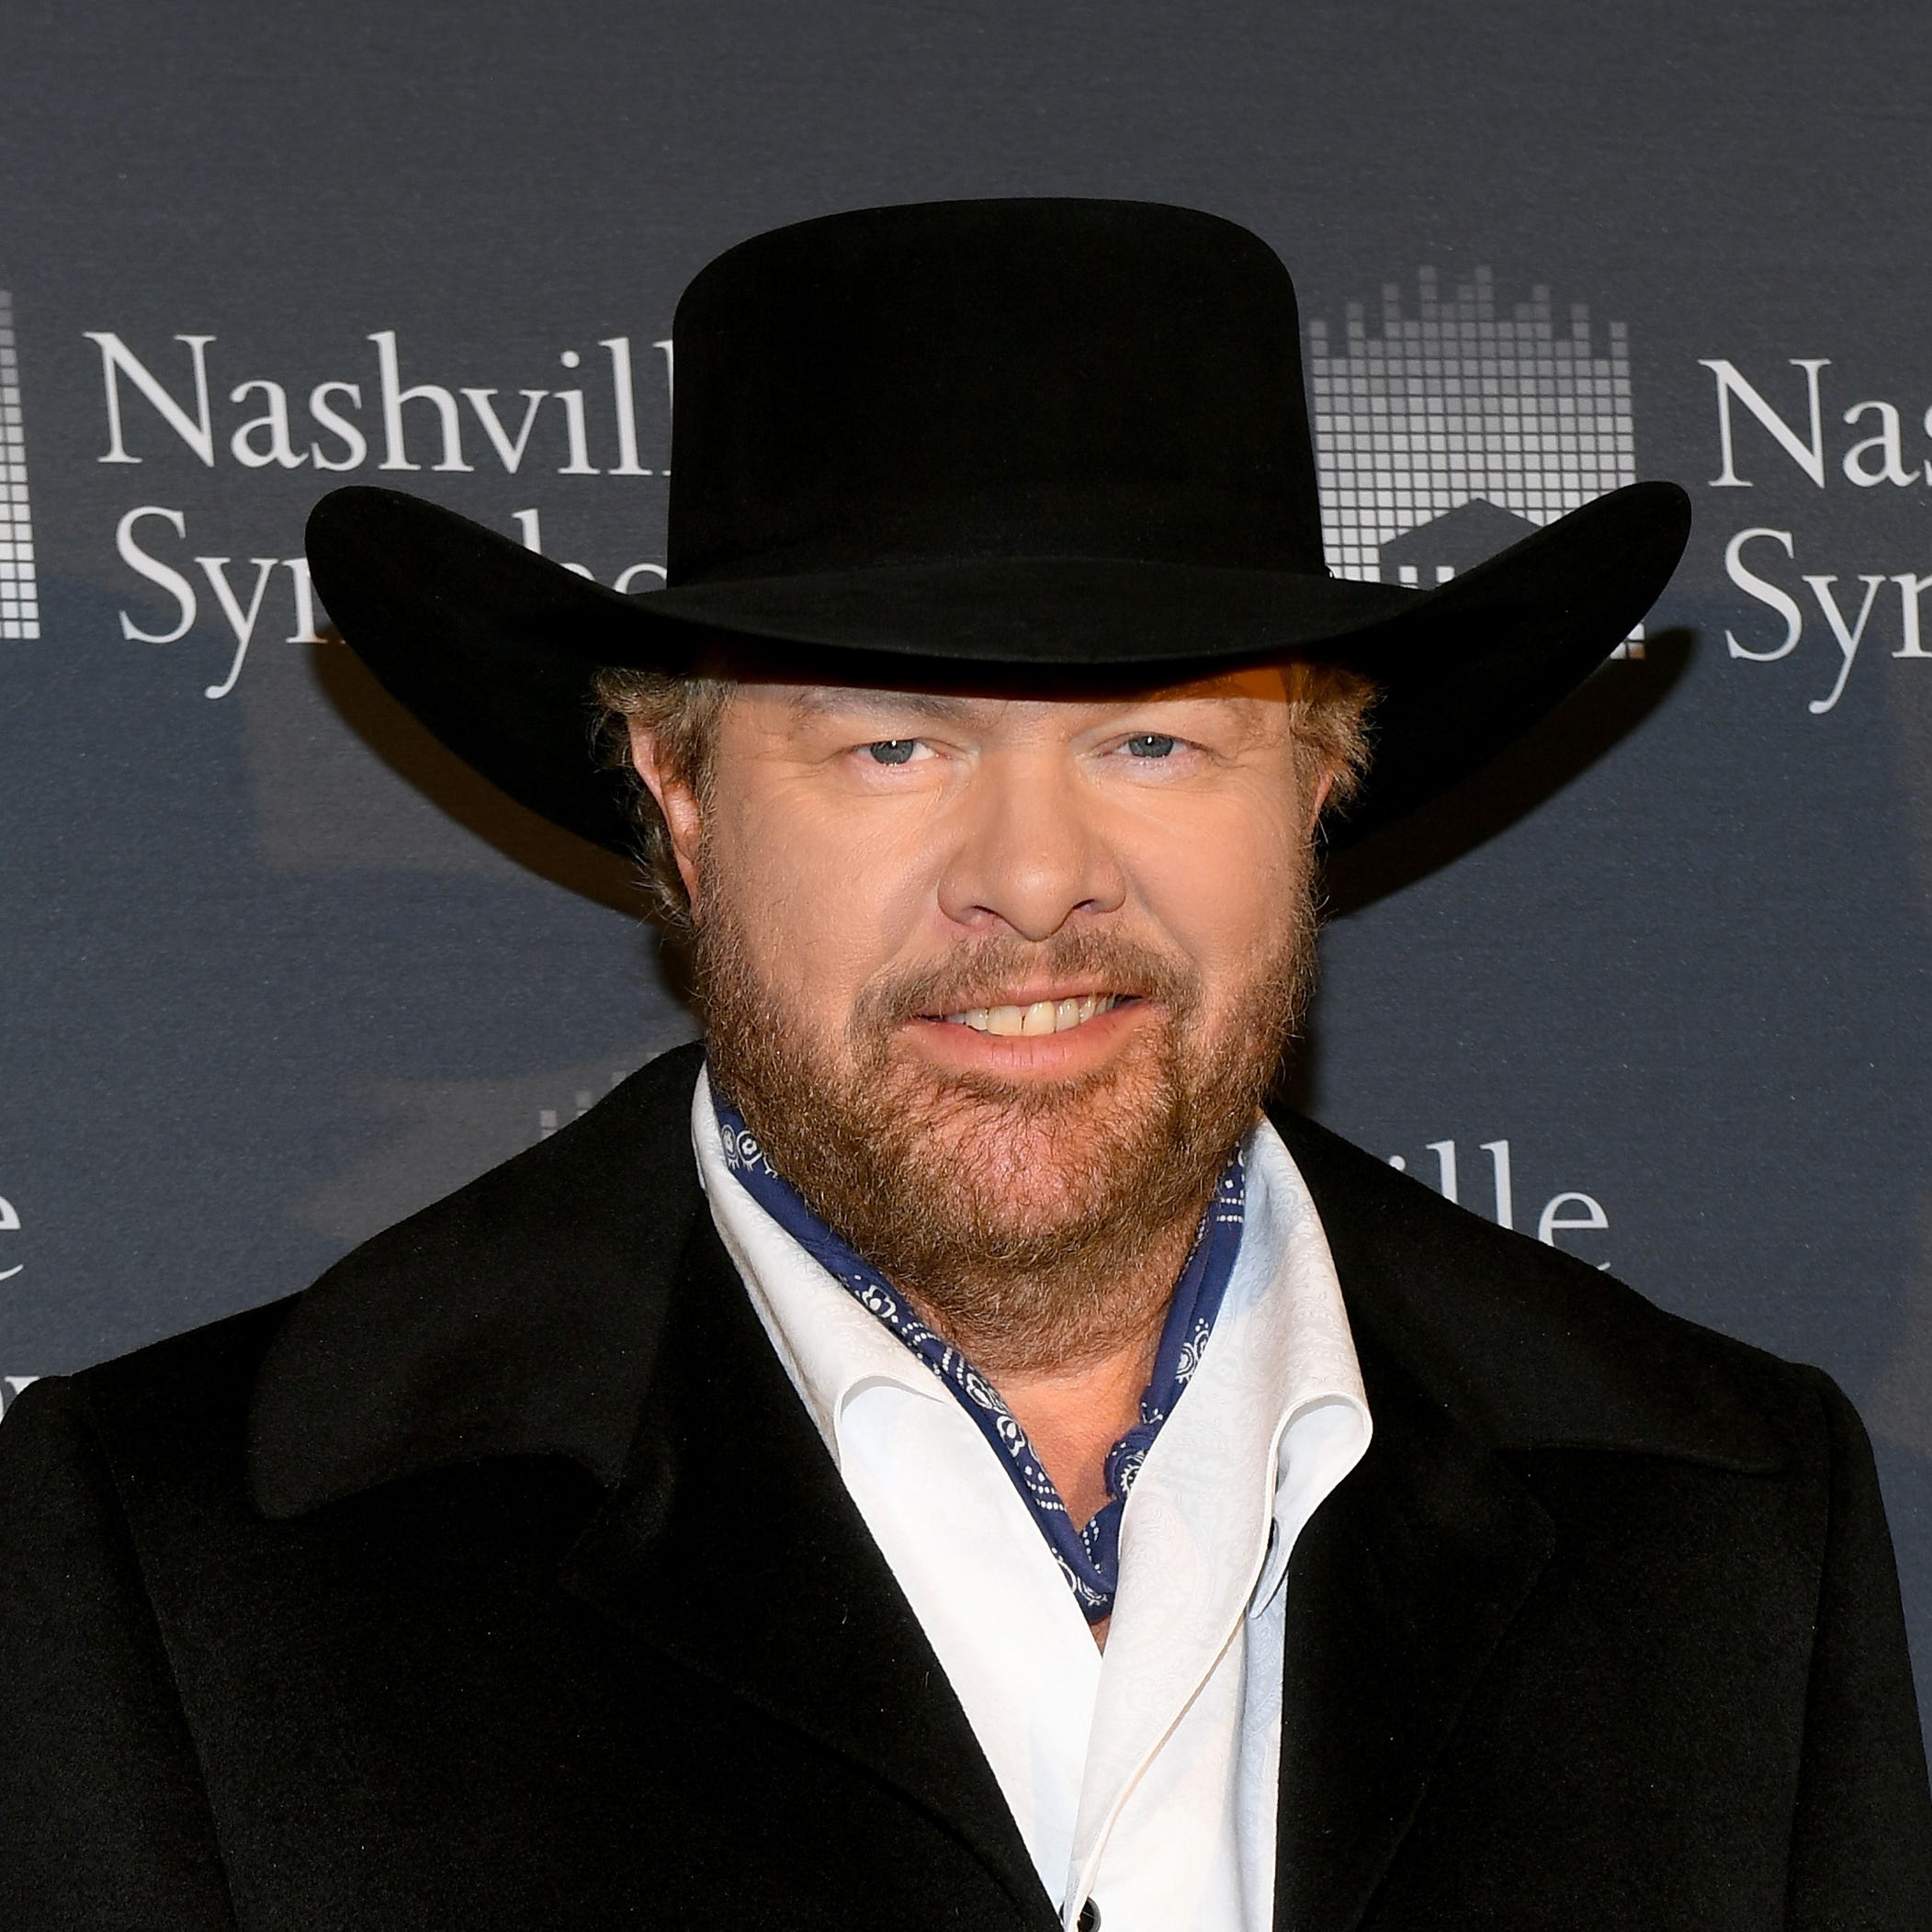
1124, 733, 1180, 758
864, 740, 921, 765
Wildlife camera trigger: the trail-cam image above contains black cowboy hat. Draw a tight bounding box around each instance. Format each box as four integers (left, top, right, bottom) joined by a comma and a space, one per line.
304, 198, 1689, 856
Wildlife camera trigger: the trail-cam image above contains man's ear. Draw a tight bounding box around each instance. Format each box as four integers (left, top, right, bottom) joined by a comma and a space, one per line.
1308, 763, 1339, 825
625, 717, 706, 910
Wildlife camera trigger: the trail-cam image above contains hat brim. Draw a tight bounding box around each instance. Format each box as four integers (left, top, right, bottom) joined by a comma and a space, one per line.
303, 479, 1690, 859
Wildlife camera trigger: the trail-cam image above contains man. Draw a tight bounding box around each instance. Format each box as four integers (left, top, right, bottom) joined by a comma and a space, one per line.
2, 199, 1927, 1929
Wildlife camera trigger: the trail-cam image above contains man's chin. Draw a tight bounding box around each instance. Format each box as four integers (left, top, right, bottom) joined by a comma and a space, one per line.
896, 1108, 1147, 1226
853, 1041, 1198, 1237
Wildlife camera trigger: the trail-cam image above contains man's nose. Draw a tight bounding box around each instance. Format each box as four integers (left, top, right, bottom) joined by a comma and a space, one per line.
934, 753, 1126, 941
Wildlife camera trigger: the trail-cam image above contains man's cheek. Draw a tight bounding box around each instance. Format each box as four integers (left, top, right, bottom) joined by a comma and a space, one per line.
788, 925, 891, 1033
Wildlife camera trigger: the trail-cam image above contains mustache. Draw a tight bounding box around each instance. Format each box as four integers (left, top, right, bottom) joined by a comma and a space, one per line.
853, 929, 1198, 1028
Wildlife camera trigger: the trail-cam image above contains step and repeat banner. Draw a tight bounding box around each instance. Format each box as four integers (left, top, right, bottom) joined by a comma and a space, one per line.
4, 1, 1931, 1732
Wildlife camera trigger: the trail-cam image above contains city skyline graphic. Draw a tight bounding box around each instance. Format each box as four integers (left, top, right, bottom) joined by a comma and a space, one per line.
0, 291, 39, 641
1305, 266, 1641, 651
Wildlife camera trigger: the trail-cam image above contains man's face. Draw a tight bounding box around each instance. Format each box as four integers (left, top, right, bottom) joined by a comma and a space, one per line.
633, 663, 1335, 1367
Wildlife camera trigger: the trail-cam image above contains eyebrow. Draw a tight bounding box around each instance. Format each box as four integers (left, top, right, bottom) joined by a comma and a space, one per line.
785, 687, 977, 723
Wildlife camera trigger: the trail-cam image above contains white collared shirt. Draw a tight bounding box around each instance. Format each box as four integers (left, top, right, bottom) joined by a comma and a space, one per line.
692, 1068, 1371, 1932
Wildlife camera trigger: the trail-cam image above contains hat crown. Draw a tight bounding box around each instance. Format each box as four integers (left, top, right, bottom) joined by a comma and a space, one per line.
665, 198, 1328, 585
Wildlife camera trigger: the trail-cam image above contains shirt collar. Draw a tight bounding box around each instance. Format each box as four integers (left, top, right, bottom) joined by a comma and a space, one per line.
693, 1065, 943, 1465
1235, 1117, 1373, 1610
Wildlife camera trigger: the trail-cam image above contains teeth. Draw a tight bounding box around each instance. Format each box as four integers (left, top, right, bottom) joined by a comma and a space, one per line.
944, 995, 1122, 1034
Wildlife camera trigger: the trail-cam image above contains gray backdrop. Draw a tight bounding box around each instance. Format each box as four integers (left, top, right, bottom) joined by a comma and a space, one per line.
6, 0, 1932, 1740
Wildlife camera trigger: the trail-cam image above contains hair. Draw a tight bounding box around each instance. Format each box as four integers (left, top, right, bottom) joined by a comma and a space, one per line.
590, 650, 1377, 933
590, 661, 735, 932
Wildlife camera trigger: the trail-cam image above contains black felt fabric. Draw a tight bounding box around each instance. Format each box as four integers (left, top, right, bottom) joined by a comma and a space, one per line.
1, 1042, 1927, 1929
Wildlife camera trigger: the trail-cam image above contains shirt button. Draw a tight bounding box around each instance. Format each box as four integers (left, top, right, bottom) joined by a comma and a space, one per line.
1077, 1903, 1102, 1931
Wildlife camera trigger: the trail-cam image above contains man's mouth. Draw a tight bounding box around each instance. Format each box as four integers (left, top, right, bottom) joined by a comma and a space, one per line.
935, 993, 1130, 1037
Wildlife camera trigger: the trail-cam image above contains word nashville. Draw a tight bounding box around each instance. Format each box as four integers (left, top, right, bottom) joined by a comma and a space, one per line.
92, 330, 672, 697
1703, 356, 1932, 714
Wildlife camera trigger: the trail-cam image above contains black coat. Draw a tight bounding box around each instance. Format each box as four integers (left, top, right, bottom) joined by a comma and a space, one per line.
3, 1041, 1928, 1929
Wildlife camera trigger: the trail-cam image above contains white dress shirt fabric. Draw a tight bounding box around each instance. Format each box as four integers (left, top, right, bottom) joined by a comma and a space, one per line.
692, 1068, 1372, 1932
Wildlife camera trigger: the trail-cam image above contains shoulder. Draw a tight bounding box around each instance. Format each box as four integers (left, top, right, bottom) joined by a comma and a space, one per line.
1269, 1104, 1828, 1471
0, 1295, 294, 1559
4, 1042, 712, 1514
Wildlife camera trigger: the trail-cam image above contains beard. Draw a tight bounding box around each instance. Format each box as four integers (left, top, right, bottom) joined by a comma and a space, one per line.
696, 866, 1321, 1375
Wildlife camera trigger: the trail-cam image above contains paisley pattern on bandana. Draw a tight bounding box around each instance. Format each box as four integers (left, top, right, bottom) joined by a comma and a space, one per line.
712, 1095, 1245, 1624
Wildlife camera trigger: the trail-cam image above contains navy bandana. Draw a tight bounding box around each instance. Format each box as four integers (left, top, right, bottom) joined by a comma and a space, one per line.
711, 1091, 1246, 1623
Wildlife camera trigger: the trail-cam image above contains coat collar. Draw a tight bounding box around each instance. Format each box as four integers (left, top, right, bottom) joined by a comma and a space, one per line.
1268, 1105, 1785, 1474
247, 1042, 1783, 1932
248, 1041, 713, 1516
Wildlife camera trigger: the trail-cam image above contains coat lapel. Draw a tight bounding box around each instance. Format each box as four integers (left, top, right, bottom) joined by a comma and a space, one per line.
1265, 1103, 1560, 1932
249, 1042, 1054, 1930
1272, 1324, 1555, 1932
1264, 1103, 1781, 1932
556, 1211, 1059, 1928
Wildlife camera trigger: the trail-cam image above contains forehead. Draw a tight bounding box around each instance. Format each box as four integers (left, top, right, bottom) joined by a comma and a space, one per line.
740, 661, 1294, 726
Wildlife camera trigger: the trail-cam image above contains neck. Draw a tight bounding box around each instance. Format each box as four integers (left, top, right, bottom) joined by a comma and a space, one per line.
903, 1202, 1202, 1521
